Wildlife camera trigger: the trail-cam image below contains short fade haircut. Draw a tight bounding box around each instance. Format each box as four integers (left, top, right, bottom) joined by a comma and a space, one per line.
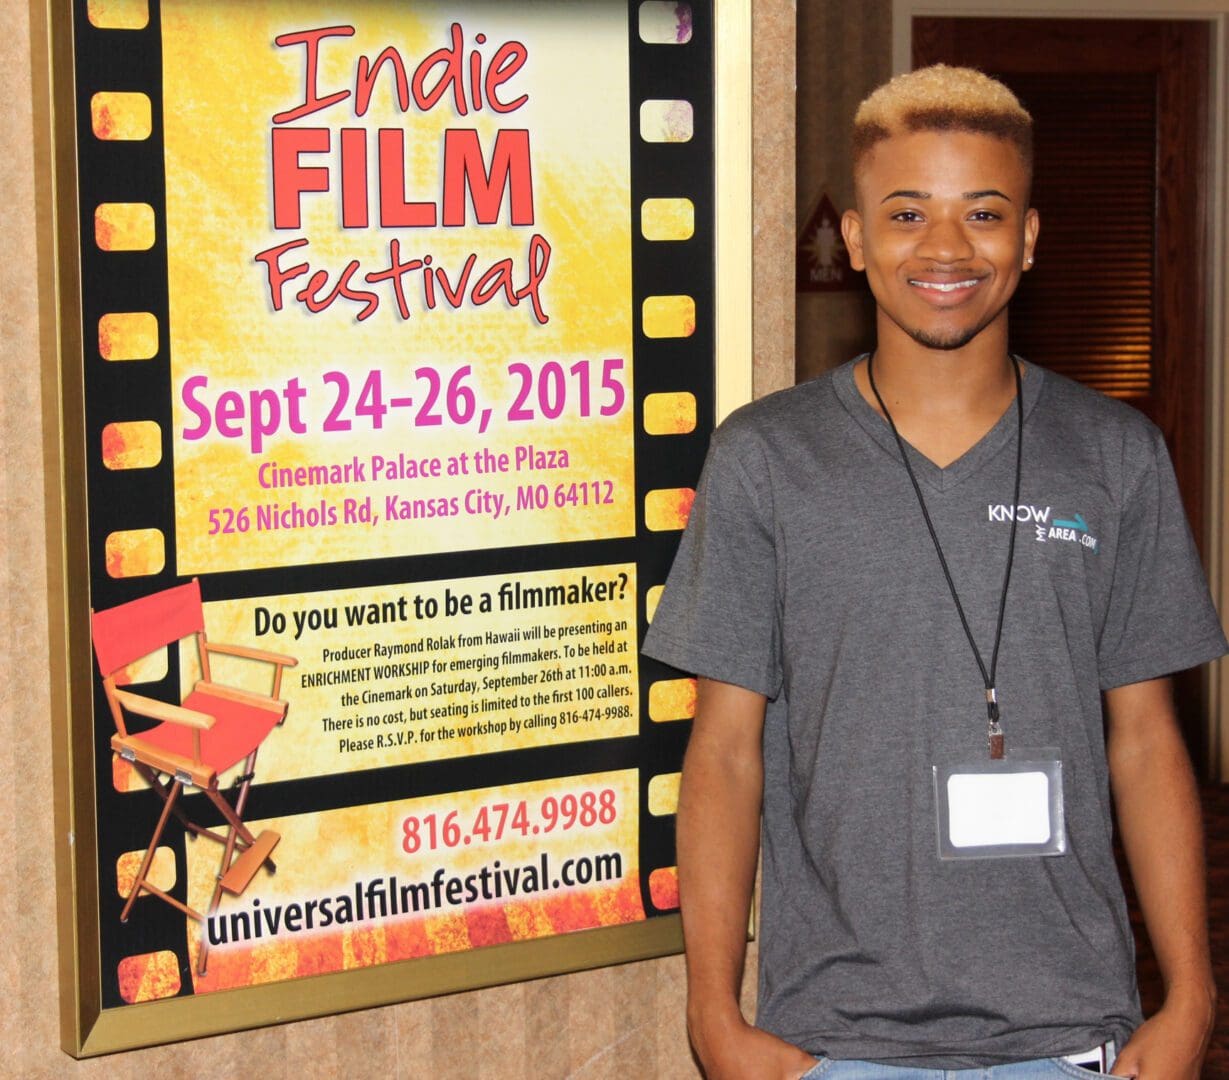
852, 64, 1033, 175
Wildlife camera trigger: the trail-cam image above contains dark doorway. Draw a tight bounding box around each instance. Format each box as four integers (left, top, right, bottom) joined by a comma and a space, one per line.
915, 18, 1214, 769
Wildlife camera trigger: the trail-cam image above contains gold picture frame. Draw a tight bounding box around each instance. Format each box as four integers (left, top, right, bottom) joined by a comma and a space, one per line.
40, 0, 751, 1056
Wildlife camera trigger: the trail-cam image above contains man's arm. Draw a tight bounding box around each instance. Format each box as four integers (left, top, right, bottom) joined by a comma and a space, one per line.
678, 677, 817, 1080
1105, 677, 1216, 1080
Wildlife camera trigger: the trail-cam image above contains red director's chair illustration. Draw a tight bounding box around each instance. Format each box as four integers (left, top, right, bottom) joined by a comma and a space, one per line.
91, 578, 298, 974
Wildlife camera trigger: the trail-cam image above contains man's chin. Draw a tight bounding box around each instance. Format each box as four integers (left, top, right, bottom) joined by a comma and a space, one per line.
890, 305, 1012, 352
907, 326, 982, 351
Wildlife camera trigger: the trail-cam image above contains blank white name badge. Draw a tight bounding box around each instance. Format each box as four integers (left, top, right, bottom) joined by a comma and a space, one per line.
932, 750, 1066, 860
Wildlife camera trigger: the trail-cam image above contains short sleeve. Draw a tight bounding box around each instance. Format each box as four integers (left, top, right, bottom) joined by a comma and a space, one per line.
641, 432, 782, 698
1097, 429, 1228, 689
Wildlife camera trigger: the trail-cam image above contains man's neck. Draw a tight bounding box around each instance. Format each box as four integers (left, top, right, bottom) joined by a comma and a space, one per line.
853, 323, 1021, 469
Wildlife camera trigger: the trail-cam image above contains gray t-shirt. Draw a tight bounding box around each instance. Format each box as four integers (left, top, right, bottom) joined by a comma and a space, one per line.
642, 359, 1227, 1067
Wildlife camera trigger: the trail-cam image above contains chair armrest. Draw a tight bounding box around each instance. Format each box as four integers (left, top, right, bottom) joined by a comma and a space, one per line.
204, 641, 299, 668
111, 733, 216, 787
114, 688, 215, 729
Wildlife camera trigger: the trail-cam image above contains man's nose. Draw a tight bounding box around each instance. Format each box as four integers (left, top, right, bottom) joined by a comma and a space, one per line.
916, 218, 974, 263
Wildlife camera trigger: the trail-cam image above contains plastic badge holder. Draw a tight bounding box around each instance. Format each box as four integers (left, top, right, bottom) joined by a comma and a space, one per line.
933, 749, 1066, 860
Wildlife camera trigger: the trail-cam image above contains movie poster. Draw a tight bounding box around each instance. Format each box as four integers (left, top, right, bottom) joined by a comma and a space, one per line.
62, 0, 723, 1043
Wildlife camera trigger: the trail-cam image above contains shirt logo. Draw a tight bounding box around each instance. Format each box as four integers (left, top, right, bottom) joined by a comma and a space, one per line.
1041, 512, 1099, 553
988, 504, 1099, 554
988, 503, 1050, 524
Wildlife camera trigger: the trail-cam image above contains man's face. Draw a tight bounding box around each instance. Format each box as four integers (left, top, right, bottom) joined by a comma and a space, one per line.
842, 129, 1039, 352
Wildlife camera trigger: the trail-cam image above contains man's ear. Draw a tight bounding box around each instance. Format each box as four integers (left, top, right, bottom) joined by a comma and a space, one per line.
842, 210, 865, 272
1022, 207, 1039, 269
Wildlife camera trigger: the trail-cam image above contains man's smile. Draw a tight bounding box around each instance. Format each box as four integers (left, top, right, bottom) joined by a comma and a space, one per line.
908, 277, 982, 293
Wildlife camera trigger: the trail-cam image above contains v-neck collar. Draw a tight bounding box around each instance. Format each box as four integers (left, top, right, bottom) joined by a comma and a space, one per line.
832, 355, 1047, 493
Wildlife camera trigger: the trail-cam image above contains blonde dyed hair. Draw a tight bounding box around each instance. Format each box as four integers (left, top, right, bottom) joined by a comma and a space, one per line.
853, 64, 1032, 173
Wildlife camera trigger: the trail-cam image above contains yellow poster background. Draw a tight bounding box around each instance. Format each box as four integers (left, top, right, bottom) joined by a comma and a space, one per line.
162, 0, 634, 574
156, 563, 639, 786
183, 770, 644, 992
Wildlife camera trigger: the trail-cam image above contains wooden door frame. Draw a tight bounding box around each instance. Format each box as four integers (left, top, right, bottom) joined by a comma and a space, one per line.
892, 0, 1229, 781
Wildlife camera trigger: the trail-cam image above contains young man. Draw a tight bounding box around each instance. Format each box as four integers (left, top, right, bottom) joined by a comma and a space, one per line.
643, 66, 1225, 1078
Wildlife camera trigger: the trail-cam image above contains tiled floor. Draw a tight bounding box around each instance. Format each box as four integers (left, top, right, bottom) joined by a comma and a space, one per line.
1124, 785, 1229, 1077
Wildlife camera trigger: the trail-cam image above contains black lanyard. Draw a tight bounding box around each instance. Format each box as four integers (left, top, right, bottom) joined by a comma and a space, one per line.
866, 354, 1024, 759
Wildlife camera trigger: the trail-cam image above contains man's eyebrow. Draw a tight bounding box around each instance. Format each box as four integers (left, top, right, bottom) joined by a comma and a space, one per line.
879, 188, 1014, 203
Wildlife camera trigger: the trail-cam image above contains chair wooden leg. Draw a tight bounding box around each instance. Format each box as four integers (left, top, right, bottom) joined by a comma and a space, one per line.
197, 750, 269, 976
121, 779, 181, 923
132, 762, 197, 833
197, 793, 244, 978
202, 789, 260, 849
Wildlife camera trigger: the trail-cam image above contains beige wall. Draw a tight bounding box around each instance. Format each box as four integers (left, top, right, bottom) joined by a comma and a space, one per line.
1, 2, 794, 1075
795, 0, 891, 383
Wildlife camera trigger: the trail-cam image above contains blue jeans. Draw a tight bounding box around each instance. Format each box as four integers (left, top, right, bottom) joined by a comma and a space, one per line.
802, 1059, 1102, 1079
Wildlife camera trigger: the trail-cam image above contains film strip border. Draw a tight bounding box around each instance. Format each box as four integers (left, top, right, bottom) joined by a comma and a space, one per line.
71, 0, 722, 1009
629, 0, 716, 927
73, 0, 191, 1007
